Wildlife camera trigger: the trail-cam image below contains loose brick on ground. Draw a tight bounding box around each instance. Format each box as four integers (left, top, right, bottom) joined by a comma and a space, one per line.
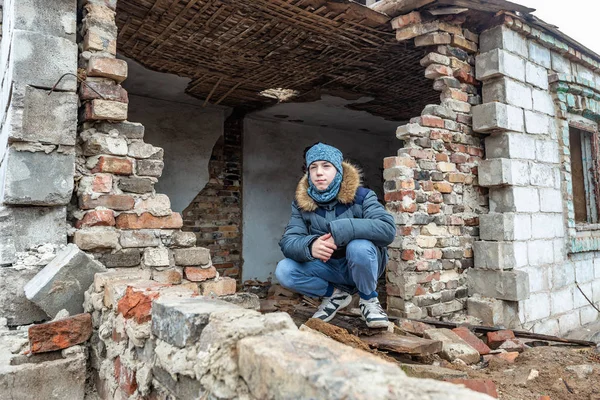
28, 313, 93, 354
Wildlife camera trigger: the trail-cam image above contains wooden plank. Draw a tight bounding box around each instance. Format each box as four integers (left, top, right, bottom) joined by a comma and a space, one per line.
436, 0, 535, 14
360, 332, 442, 355
427, 6, 468, 15
407, 318, 597, 347
371, 0, 436, 17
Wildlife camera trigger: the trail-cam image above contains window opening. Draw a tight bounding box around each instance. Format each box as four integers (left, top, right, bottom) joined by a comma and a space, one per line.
569, 127, 598, 224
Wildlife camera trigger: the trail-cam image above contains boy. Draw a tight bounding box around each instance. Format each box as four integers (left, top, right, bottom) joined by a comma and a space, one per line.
276, 143, 396, 328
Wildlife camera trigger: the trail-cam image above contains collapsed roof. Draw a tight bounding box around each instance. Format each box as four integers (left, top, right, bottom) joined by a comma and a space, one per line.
116, 0, 598, 121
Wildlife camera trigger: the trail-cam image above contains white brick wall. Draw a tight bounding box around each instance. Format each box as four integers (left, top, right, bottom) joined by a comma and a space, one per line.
476, 48, 525, 81
527, 239, 554, 266
551, 286, 574, 314
489, 186, 539, 213
551, 52, 572, 74
539, 188, 563, 212
523, 292, 551, 320
529, 163, 556, 187
535, 140, 559, 163
485, 133, 535, 159
525, 61, 548, 89
483, 77, 532, 109
528, 41, 550, 68
531, 213, 564, 239
480, 25, 528, 57
580, 305, 599, 325
574, 258, 595, 283
524, 110, 551, 134
551, 261, 576, 288
521, 265, 549, 292
475, 23, 600, 334
558, 310, 580, 335
532, 89, 556, 116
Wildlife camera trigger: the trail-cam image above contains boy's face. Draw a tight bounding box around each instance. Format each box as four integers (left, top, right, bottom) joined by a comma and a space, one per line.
309, 161, 337, 190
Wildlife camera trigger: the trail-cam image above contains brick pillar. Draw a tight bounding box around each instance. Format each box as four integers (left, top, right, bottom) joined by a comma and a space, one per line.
385, 14, 487, 319
74, 0, 232, 293
182, 109, 244, 280
0, 0, 78, 325
470, 23, 562, 328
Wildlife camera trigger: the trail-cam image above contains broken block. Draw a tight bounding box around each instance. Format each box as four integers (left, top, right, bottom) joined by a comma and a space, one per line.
0, 344, 86, 400
0, 265, 48, 326
447, 379, 498, 398
423, 328, 480, 364
200, 277, 237, 296
467, 269, 529, 301
451, 327, 491, 355
28, 313, 93, 354
173, 247, 211, 266
151, 297, 241, 347
472, 102, 524, 133
184, 266, 217, 282
2, 147, 75, 206
24, 244, 107, 318
486, 329, 515, 349
219, 293, 261, 311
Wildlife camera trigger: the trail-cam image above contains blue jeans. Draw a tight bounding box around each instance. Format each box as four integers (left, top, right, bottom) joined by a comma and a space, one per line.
275, 239, 382, 299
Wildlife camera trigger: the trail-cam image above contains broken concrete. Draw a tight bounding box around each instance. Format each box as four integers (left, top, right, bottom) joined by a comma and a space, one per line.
238, 330, 490, 399
423, 328, 481, 364
11, 206, 67, 252
0, 265, 48, 326
2, 147, 75, 206
24, 244, 106, 318
0, 330, 86, 400
151, 297, 241, 348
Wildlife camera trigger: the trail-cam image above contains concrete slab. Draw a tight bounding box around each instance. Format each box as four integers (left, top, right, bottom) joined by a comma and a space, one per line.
2, 147, 75, 206
0, 265, 48, 326
24, 244, 106, 318
13, 0, 77, 40
7, 85, 77, 145
11, 30, 77, 91
151, 297, 241, 348
11, 206, 67, 252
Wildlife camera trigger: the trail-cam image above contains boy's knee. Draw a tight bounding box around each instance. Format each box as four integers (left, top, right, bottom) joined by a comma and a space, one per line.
275, 258, 296, 288
346, 240, 376, 259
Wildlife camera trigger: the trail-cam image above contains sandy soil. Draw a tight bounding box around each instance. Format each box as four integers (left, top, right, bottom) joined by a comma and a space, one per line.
457, 346, 600, 400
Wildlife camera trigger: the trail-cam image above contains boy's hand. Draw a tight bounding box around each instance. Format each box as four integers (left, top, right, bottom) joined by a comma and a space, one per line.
311, 233, 337, 262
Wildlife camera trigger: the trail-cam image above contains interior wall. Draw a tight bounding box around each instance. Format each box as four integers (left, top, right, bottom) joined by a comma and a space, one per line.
121, 55, 227, 213
126, 95, 224, 212
242, 116, 397, 282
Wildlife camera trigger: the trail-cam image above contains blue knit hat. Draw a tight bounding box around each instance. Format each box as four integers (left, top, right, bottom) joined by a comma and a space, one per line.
305, 143, 343, 174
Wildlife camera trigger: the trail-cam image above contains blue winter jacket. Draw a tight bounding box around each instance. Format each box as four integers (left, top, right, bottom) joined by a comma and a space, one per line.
279, 162, 396, 274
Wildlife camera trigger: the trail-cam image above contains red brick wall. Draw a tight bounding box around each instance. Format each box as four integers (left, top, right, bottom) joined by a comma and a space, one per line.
182, 110, 244, 280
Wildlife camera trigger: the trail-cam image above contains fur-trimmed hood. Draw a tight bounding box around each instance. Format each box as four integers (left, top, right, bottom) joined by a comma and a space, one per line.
295, 161, 362, 212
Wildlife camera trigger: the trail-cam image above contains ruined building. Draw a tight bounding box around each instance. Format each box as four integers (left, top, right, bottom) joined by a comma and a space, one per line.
0, 0, 599, 398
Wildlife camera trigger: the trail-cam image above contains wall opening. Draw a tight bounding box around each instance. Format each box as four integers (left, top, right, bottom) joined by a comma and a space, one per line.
569, 127, 598, 224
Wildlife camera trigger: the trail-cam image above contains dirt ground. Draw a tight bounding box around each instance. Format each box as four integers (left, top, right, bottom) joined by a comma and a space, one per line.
453, 346, 600, 400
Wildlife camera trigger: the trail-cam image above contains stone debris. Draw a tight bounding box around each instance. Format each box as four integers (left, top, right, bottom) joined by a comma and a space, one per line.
219, 292, 261, 310
151, 297, 242, 347
424, 328, 481, 364
487, 329, 516, 349
452, 326, 491, 355
447, 379, 498, 398
24, 243, 106, 318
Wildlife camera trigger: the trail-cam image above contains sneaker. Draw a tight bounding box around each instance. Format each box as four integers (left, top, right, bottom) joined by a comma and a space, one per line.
312, 289, 352, 322
359, 297, 389, 328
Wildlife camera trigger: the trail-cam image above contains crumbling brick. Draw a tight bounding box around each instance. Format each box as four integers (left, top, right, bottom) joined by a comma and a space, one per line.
115, 212, 183, 229
28, 313, 93, 354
